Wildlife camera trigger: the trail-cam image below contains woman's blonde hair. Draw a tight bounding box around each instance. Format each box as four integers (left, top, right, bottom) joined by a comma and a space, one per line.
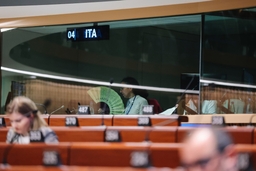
6, 96, 48, 130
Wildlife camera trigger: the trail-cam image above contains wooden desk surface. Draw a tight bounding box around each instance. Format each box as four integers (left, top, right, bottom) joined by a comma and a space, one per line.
49, 115, 113, 126
150, 143, 183, 168
5, 143, 70, 165
106, 126, 177, 143
69, 142, 150, 166
51, 126, 105, 142
113, 115, 186, 126
177, 126, 254, 144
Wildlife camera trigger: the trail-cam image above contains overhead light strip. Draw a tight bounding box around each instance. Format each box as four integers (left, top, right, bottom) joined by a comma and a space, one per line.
1, 66, 199, 94
200, 79, 256, 89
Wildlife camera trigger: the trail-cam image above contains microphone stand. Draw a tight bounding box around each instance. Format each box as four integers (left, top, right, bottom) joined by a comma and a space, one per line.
48, 105, 64, 125
35, 103, 47, 114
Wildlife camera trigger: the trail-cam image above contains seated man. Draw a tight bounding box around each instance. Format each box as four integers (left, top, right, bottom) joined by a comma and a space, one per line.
179, 127, 238, 171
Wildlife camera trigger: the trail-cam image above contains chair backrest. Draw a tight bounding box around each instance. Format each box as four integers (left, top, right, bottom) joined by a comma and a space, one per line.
147, 99, 162, 114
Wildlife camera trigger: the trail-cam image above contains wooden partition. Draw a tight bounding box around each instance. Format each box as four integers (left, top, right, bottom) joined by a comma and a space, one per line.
69, 142, 149, 167
177, 127, 254, 144
48, 115, 113, 126
113, 115, 187, 126
52, 126, 105, 142
0, 143, 70, 165
106, 126, 177, 143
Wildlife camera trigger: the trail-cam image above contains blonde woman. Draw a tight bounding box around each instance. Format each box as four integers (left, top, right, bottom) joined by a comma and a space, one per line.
6, 96, 58, 144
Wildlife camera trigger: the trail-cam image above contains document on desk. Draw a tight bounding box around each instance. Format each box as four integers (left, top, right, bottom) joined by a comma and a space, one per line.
159, 106, 177, 115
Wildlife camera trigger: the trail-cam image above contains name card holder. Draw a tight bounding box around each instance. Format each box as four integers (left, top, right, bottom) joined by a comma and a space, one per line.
138, 117, 152, 126
142, 105, 154, 115
104, 130, 121, 142
130, 151, 150, 168
65, 117, 79, 127
211, 116, 225, 126
78, 105, 90, 115
0, 117, 6, 127
43, 150, 62, 166
29, 130, 44, 142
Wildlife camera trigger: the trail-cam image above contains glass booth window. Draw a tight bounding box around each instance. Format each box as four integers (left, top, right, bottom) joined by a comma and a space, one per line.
201, 7, 256, 114
1, 15, 201, 114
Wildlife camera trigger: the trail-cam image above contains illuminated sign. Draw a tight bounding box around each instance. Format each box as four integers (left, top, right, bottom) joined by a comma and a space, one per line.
67, 25, 109, 41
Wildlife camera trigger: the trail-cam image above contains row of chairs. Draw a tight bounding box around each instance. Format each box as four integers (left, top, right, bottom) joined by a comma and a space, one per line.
0, 142, 255, 169
0, 126, 255, 144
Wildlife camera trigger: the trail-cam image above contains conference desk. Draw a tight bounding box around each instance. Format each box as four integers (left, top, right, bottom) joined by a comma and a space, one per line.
0, 143, 70, 166
0, 114, 187, 127
52, 126, 105, 142
1, 126, 256, 144
106, 126, 177, 143
113, 115, 187, 126
48, 115, 113, 126
69, 142, 150, 167
0, 166, 178, 171
0, 142, 255, 170
177, 127, 254, 144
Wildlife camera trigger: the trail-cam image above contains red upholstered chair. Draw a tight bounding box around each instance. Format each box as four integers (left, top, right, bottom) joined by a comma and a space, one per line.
147, 99, 163, 114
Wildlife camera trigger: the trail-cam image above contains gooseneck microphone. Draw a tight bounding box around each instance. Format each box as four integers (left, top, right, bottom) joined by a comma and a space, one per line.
50, 105, 65, 115
35, 99, 52, 114
249, 114, 256, 126
48, 105, 64, 125
101, 78, 114, 126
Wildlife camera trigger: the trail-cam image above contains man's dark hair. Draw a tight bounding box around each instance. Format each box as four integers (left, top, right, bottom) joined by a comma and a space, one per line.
211, 128, 233, 153
121, 77, 139, 85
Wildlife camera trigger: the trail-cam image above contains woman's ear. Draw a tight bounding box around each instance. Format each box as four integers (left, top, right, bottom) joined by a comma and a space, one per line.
29, 113, 35, 120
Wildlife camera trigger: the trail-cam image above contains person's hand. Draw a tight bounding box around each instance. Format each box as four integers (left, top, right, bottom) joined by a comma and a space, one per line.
98, 108, 103, 114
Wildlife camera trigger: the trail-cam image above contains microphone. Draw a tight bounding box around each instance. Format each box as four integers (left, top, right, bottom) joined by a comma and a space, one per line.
101, 78, 114, 126
65, 108, 71, 114
159, 75, 196, 115
50, 105, 65, 115
48, 105, 64, 125
35, 99, 52, 114
249, 114, 256, 127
